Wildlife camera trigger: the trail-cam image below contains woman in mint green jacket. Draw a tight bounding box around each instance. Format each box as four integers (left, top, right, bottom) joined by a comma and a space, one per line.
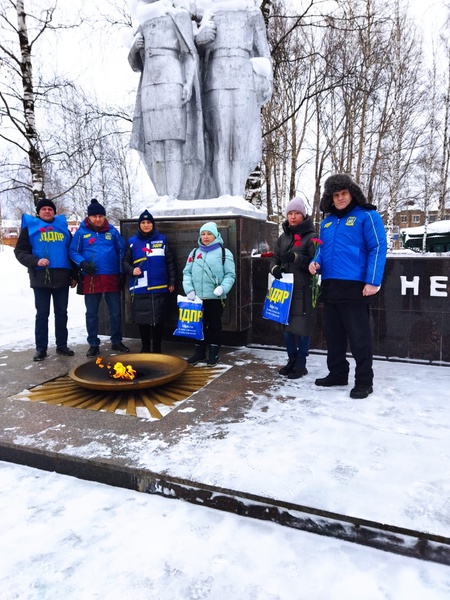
182, 222, 235, 366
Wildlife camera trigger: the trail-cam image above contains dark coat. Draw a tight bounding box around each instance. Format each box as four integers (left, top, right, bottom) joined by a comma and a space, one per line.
269, 216, 317, 336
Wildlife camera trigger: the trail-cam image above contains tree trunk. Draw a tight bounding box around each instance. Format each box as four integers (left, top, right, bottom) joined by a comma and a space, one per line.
17, 0, 45, 206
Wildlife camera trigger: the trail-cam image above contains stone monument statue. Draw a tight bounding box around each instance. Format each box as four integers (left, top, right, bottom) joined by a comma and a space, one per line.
128, 0, 272, 201
128, 0, 204, 200
195, 0, 273, 198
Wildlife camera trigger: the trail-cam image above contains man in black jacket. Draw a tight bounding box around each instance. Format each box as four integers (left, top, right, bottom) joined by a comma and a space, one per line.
14, 199, 77, 361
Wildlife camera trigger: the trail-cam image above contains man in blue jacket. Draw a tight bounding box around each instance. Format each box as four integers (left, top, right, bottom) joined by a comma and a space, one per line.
15, 198, 77, 361
69, 199, 128, 357
309, 174, 387, 399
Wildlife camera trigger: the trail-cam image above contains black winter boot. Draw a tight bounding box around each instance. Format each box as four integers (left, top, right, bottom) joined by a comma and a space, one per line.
279, 357, 297, 376
288, 356, 308, 379
315, 374, 348, 387
207, 344, 220, 366
187, 344, 207, 365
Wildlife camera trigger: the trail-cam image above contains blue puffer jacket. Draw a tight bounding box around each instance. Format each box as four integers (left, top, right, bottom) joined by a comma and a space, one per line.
182, 232, 236, 300
314, 205, 387, 286
69, 218, 125, 275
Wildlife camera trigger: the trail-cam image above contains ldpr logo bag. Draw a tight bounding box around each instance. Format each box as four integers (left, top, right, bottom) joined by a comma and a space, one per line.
173, 295, 204, 340
262, 273, 294, 325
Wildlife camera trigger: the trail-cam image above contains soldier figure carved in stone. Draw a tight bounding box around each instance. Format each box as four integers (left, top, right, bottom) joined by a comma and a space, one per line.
128, 0, 204, 200
195, 0, 273, 198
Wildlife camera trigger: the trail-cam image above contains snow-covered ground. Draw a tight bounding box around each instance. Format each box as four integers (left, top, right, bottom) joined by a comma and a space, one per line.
1, 244, 450, 599
2, 460, 450, 600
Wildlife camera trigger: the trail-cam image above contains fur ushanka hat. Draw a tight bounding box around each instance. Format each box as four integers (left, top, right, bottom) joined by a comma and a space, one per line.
319, 174, 368, 213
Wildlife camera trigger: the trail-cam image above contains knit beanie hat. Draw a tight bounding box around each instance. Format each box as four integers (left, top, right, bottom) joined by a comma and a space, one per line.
319, 174, 367, 213
200, 221, 219, 238
36, 198, 56, 214
285, 197, 306, 217
138, 210, 155, 226
87, 198, 106, 216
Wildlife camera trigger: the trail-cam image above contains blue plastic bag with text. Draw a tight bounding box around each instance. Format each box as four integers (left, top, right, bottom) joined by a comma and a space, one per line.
262, 273, 293, 325
173, 295, 204, 340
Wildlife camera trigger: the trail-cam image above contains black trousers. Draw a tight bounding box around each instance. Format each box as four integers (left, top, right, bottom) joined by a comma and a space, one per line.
323, 302, 373, 386
200, 298, 223, 346
138, 323, 164, 352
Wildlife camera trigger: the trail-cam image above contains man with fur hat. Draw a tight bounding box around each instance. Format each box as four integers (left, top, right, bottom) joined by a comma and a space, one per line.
122, 210, 176, 353
69, 198, 128, 357
15, 198, 77, 361
309, 174, 387, 399
269, 197, 318, 379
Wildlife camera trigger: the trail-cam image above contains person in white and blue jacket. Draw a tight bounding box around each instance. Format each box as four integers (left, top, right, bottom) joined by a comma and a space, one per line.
122, 210, 176, 353
309, 174, 387, 399
182, 221, 236, 366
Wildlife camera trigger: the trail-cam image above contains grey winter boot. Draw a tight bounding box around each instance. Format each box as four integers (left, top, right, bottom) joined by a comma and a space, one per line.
207, 344, 220, 366
187, 344, 207, 365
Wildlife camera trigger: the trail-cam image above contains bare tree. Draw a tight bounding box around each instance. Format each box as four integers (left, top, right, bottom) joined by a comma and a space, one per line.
436, 40, 450, 221
262, 0, 325, 221
0, 0, 97, 208
0, 0, 49, 205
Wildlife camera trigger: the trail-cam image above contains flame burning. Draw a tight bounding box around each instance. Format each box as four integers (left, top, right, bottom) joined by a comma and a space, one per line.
112, 362, 137, 380
96, 357, 136, 380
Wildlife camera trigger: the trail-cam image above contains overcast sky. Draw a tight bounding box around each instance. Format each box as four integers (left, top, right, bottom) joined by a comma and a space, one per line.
47, 0, 449, 106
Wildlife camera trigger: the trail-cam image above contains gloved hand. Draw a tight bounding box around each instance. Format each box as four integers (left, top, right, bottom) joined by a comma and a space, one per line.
271, 265, 283, 280
214, 285, 223, 297
187, 290, 196, 301
80, 260, 95, 275
281, 251, 296, 264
